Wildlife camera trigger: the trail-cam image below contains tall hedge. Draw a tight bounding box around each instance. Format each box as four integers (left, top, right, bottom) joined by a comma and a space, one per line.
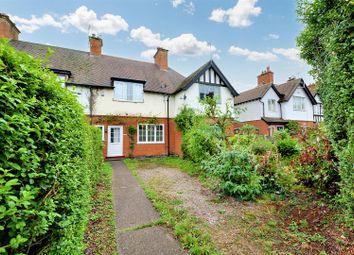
297, 0, 353, 225
0, 40, 103, 254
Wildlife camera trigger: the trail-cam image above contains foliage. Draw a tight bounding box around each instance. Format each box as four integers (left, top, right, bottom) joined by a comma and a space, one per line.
250, 138, 274, 155
274, 131, 300, 158
297, 0, 354, 225
127, 125, 136, 157
202, 149, 262, 200
174, 106, 201, 134
0, 40, 103, 254
85, 163, 118, 255
125, 159, 221, 255
296, 125, 340, 195
238, 124, 259, 135
286, 120, 301, 135
182, 122, 224, 163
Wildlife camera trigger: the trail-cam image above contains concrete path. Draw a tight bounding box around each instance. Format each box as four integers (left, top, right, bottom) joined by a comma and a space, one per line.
111, 161, 186, 255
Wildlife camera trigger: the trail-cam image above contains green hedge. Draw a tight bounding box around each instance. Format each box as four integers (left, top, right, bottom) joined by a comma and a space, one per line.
0, 40, 103, 254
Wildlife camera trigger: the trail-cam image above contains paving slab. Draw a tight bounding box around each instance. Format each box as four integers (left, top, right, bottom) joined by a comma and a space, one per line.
111, 161, 159, 230
110, 161, 186, 255
118, 226, 186, 255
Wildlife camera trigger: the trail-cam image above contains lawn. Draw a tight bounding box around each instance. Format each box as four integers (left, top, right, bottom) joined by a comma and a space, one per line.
125, 157, 353, 255
85, 163, 118, 255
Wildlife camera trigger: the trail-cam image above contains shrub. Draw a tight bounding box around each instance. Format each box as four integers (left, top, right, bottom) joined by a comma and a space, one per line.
250, 137, 274, 155
182, 122, 224, 163
202, 149, 262, 200
0, 40, 103, 254
174, 106, 201, 134
286, 120, 301, 135
296, 125, 340, 195
274, 131, 300, 158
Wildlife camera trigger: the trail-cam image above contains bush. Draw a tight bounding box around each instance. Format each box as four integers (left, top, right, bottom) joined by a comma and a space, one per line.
274, 131, 300, 158
182, 122, 224, 163
202, 149, 262, 200
174, 106, 201, 134
296, 126, 340, 195
0, 41, 103, 254
250, 137, 274, 155
286, 120, 301, 135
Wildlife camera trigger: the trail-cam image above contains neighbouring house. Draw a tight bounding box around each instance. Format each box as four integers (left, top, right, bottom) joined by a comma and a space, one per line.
0, 13, 238, 158
235, 67, 318, 136
307, 83, 324, 123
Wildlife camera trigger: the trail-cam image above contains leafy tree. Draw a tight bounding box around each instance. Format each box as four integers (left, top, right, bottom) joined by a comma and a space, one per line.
297, 0, 353, 225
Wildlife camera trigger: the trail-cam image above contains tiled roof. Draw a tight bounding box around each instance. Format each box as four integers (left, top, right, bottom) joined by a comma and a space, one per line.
261, 117, 288, 124
234, 83, 274, 105
275, 78, 302, 101
10, 40, 185, 94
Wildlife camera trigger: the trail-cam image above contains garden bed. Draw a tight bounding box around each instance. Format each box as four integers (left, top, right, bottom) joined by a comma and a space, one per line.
129, 157, 353, 255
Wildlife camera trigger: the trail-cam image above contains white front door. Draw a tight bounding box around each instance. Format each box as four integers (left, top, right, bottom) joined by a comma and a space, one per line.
107, 126, 123, 157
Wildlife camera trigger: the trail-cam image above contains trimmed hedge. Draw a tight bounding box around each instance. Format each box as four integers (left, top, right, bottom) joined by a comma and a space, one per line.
0, 40, 103, 254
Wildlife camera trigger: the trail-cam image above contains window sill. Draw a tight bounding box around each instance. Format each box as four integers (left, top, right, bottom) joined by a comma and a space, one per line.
113, 98, 144, 103
137, 142, 165, 145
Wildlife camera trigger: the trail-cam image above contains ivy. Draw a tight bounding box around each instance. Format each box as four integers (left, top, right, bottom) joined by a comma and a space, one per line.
0, 40, 103, 254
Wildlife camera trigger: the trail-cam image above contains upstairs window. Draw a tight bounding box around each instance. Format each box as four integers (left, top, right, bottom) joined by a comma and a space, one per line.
199, 84, 221, 103
293, 96, 305, 111
114, 80, 144, 102
268, 99, 276, 111
138, 124, 164, 143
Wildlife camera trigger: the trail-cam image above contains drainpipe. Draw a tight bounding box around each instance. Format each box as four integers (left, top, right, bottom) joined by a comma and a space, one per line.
167, 95, 170, 156
260, 99, 265, 117
279, 102, 283, 119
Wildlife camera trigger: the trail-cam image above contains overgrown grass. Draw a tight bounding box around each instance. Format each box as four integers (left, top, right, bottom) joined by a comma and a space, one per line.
85, 163, 118, 255
124, 158, 221, 255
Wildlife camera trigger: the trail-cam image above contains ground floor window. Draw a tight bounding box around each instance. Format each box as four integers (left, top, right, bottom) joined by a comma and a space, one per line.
138, 124, 164, 143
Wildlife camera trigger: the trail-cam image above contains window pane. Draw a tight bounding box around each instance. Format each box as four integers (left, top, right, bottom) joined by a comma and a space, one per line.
156, 125, 163, 142
199, 84, 221, 103
127, 83, 133, 101
133, 83, 143, 102
138, 125, 146, 142
110, 127, 119, 143
147, 125, 155, 142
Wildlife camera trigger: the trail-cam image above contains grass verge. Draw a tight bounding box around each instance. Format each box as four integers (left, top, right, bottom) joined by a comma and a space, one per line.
85, 163, 118, 255
125, 158, 221, 255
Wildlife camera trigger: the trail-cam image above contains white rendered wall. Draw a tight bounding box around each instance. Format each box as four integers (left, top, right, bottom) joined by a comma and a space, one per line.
235, 100, 263, 122
260, 88, 281, 118
281, 87, 314, 121
173, 83, 235, 117
67, 85, 90, 114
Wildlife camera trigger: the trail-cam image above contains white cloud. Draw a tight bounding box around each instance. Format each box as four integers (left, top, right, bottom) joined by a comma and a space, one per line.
267, 33, 279, 40
209, 0, 261, 27
171, 0, 184, 8
10, 6, 128, 35
61, 6, 128, 35
10, 14, 62, 33
130, 26, 216, 58
272, 48, 301, 61
184, 2, 196, 15
229, 46, 277, 61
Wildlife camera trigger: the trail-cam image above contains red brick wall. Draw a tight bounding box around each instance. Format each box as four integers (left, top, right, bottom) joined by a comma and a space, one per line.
91, 115, 182, 158
0, 15, 19, 40
245, 120, 270, 135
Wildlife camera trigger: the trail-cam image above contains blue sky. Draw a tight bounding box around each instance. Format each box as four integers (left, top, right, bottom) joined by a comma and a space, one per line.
1, 0, 313, 91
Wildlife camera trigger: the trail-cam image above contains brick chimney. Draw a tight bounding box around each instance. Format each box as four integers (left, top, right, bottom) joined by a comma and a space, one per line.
257, 66, 274, 86
0, 13, 20, 40
89, 34, 103, 56
154, 47, 168, 70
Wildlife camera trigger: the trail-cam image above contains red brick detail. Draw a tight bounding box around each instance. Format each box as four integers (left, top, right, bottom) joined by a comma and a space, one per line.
89, 35, 103, 56
154, 47, 168, 70
245, 120, 270, 135
0, 14, 20, 40
257, 66, 274, 86
297, 121, 315, 128
90, 115, 183, 158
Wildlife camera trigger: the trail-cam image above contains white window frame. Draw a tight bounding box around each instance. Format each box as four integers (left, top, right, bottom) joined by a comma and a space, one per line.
199, 83, 221, 104
137, 124, 164, 144
113, 80, 144, 103
95, 125, 105, 141
293, 96, 306, 111
268, 99, 276, 112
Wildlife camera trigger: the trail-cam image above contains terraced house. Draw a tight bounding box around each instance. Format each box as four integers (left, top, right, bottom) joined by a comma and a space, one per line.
0, 13, 238, 158
235, 67, 321, 136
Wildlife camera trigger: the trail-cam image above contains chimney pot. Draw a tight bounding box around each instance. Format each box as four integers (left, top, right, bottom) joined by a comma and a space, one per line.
89, 34, 103, 56
0, 13, 20, 40
257, 66, 274, 86
154, 47, 168, 70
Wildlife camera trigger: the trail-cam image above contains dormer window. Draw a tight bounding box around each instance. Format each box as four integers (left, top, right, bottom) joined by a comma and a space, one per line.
113, 80, 144, 102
